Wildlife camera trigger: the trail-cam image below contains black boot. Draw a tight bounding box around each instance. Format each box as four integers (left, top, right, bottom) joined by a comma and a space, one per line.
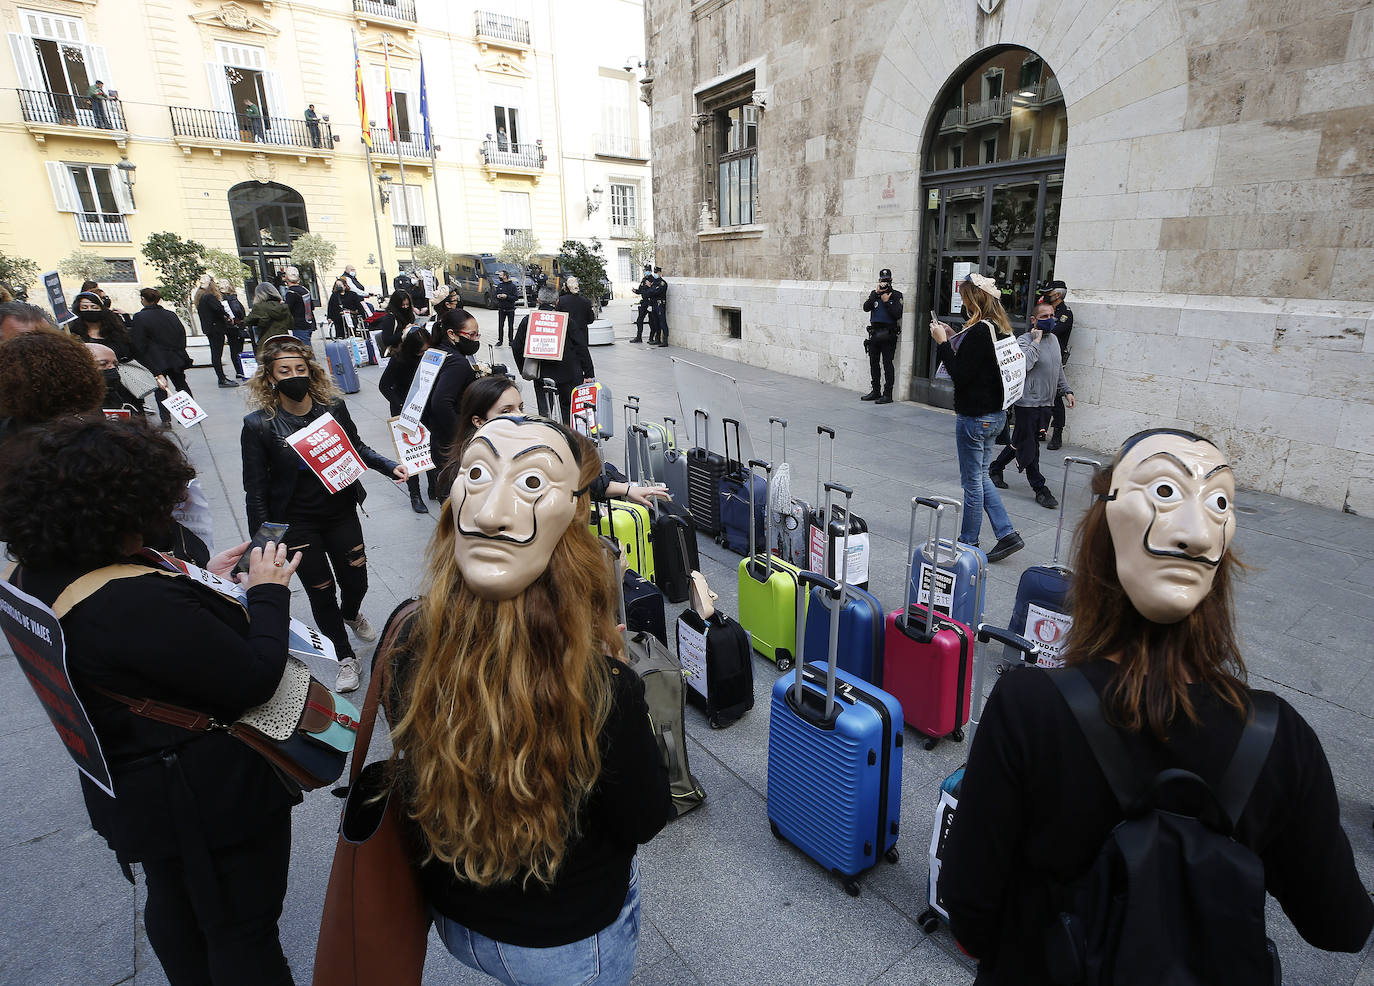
410, 492, 429, 514
861, 388, 880, 401
630, 335, 643, 343
875, 387, 893, 405
1047, 428, 1063, 451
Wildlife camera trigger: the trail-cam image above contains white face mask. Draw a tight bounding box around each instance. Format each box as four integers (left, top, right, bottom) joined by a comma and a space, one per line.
1104, 434, 1236, 624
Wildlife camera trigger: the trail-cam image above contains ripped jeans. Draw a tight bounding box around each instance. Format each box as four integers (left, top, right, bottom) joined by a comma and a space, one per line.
284, 512, 368, 661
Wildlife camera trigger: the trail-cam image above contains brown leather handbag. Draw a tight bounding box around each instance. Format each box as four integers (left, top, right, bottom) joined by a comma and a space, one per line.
312, 598, 429, 986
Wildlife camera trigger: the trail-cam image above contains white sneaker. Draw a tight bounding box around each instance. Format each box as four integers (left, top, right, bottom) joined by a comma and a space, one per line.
345, 615, 377, 642
336, 658, 361, 693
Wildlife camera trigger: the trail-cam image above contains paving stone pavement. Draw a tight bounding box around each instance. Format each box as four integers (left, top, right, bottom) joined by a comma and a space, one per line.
2, 300, 1372, 985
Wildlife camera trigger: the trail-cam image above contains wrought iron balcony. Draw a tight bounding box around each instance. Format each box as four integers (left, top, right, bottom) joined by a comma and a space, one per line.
354, 0, 416, 23
938, 106, 966, 132
965, 94, 1012, 125
16, 88, 126, 131
76, 214, 130, 243
369, 127, 429, 158
475, 10, 531, 46
593, 134, 649, 160
168, 106, 333, 152
481, 139, 545, 170
393, 224, 427, 247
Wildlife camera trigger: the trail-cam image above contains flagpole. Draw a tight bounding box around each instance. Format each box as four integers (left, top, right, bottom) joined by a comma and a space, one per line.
353, 30, 388, 297
384, 34, 417, 273
420, 41, 448, 267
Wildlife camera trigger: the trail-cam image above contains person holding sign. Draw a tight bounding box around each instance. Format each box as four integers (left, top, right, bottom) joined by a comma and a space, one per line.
241, 337, 405, 693
930, 271, 1024, 563
512, 285, 595, 422
379, 325, 435, 513
0, 417, 304, 986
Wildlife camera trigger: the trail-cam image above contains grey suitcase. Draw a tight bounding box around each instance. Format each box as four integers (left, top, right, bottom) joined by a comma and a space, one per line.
662, 415, 691, 508
768, 416, 812, 569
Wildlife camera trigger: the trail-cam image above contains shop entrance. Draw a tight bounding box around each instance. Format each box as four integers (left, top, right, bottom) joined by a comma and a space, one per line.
911, 46, 1068, 408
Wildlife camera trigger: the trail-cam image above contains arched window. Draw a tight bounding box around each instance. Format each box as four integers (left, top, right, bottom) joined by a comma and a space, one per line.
228, 181, 316, 299
913, 47, 1068, 404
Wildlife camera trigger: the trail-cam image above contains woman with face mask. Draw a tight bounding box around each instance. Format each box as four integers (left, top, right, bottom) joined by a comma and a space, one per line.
240, 337, 407, 693
70, 290, 135, 362
378, 325, 434, 513
375, 289, 416, 356
421, 308, 487, 486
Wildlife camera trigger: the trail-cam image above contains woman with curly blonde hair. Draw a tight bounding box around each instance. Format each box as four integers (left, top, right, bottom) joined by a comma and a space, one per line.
239, 336, 404, 692
383, 415, 671, 986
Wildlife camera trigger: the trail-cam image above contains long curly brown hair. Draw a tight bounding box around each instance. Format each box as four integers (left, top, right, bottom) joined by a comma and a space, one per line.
244, 336, 341, 416
0, 327, 106, 424
1062, 436, 1250, 738
391, 423, 623, 888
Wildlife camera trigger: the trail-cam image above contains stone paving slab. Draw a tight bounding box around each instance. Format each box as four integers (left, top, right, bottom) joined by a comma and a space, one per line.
2, 300, 1372, 984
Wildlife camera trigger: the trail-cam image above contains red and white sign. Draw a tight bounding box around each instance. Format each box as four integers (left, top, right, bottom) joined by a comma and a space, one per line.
1026, 602, 1072, 668
808, 524, 827, 574
102, 408, 133, 421
162, 390, 208, 429
523, 311, 568, 360
388, 415, 434, 476
285, 412, 366, 493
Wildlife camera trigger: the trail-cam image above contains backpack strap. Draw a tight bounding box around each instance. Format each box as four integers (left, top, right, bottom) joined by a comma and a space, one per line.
1214, 692, 1279, 830
1051, 667, 1143, 812
51, 565, 169, 618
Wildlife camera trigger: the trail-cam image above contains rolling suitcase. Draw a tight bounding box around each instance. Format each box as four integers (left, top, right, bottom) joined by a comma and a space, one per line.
686, 409, 725, 537
325, 340, 360, 394
661, 416, 691, 509
629, 423, 697, 604
808, 426, 871, 589
591, 498, 655, 583
677, 604, 753, 729
884, 497, 979, 751
539, 379, 562, 424
767, 416, 811, 568
623, 397, 672, 483
570, 380, 614, 439
908, 505, 988, 632
738, 458, 805, 670
1004, 455, 1102, 669
802, 482, 887, 686
718, 417, 767, 555
767, 570, 903, 895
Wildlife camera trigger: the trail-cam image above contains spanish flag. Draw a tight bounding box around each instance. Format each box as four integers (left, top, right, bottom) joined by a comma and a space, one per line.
353, 33, 370, 149
383, 40, 397, 142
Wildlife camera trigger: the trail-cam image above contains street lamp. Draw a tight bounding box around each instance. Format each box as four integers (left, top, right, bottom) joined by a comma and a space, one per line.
377, 172, 392, 211
586, 184, 603, 218
115, 156, 137, 209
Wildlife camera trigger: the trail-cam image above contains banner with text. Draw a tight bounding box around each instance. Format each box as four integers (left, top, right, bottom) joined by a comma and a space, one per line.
397, 349, 446, 435
286, 412, 366, 494
523, 311, 568, 361
388, 416, 434, 476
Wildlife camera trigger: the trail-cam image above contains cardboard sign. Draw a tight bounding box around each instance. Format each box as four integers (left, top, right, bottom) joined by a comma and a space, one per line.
808, 524, 827, 574
994, 328, 1026, 409
162, 390, 208, 429
240, 354, 259, 379
927, 787, 959, 920
1025, 602, 1072, 668
950, 262, 975, 314
285, 412, 366, 494
677, 618, 708, 699
398, 348, 446, 435
388, 416, 434, 476
102, 408, 133, 420
0, 580, 115, 797
916, 563, 956, 615
44, 270, 74, 325
523, 310, 568, 360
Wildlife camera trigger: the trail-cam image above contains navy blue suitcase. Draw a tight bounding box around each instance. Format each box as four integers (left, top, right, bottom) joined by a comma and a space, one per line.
324, 340, 360, 394
767, 571, 903, 895
1003, 455, 1102, 670
624, 568, 666, 646
718, 417, 766, 555
803, 483, 886, 685
677, 607, 753, 728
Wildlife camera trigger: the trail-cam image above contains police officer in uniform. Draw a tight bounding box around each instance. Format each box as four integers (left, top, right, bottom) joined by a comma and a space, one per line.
861, 267, 903, 404
1040, 279, 1073, 449
645, 267, 669, 347
629, 265, 654, 343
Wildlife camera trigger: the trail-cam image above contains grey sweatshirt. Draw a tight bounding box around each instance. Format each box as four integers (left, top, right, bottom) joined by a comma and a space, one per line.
1016, 331, 1071, 408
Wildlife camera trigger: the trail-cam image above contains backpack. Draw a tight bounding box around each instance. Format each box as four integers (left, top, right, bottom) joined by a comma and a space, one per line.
625, 626, 706, 819
1045, 668, 1281, 986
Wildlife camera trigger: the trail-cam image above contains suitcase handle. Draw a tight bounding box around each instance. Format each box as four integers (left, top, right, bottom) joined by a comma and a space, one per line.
1052, 456, 1103, 568
794, 571, 842, 717
748, 458, 772, 580
722, 417, 744, 471
815, 425, 836, 508
629, 423, 655, 502
823, 482, 855, 594
539, 378, 561, 425
693, 408, 710, 454
623, 400, 640, 440
768, 416, 787, 467
976, 623, 1040, 661
664, 416, 678, 446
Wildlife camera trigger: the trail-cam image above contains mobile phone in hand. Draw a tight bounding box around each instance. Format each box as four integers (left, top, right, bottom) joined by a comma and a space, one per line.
233, 522, 291, 575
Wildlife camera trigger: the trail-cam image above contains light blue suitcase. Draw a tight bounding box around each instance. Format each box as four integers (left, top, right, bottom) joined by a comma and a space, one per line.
324, 339, 360, 394
907, 496, 987, 630
767, 571, 903, 895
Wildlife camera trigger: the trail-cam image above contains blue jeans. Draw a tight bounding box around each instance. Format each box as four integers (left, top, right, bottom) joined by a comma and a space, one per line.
955, 411, 1015, 546
433, 858, 640, 986
290, 328, 313, 345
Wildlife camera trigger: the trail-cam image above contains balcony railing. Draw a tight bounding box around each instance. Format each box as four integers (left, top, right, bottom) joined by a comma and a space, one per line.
475, 11, 531, 45
593, 134, 648, 159
393, 224, 427, 247
369, 127, 430, 158
965, 94, 1012, 125
354, 0, 416, 23
76, 214, 130, 243
16, 89, 126, 131
169, 106, 333, 151
1044, 77, 1063, 102
939, 106, 965, 131
481, 139, 545, 169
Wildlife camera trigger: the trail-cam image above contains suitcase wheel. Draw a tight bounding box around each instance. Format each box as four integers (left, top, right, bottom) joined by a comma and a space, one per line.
769, 820, 783, 841
923, 736, 939, 752
774, 650, 793, 673
708, 715, 722, 729
918, 909, 940, 934
952, 727, 964, 743
885, 847, 900, 865
843, 878, 861, 898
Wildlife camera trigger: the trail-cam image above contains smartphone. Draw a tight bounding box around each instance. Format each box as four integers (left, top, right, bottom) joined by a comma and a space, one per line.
233, 522, 292, 575
931, 310, 939, 324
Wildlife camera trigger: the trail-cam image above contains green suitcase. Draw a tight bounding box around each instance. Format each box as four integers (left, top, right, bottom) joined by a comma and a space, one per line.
592, 499, 655, 582
736, 458, 806, 670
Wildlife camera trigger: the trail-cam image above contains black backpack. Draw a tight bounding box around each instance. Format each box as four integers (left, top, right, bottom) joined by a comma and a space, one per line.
1045, 668, 1281, 986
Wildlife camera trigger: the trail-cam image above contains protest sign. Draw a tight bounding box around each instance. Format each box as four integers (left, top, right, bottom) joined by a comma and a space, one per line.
388, 416, 434, 476
523, 311, 568, 361
994, 329, 1026, 409
285, 412, 366, 494
162, 391, 208, 428
397, 349, 445, 435
43, 271, 74, 325
240, 354, 259, 379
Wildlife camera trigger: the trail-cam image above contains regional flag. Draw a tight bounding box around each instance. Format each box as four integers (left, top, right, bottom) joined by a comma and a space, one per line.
384, 44, 397, 142
353, 34, 370, 149
419, 47, 432, 153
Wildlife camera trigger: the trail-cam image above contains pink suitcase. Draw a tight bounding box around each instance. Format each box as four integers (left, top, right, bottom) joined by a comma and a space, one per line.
883, 496, 978, 751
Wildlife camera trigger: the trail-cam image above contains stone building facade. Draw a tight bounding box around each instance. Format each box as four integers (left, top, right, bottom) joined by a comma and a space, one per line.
643, 0, 1374, 512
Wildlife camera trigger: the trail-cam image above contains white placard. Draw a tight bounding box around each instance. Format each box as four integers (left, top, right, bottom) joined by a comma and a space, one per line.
993, 326, 1026, 410
240, 355, 259, 379
916, 563, 956, 615
927, 788, 959, 921
950, 262, 975, 314
398, 349, 446, 435
162, 390, 208, 429
389, 416, 434, 476
1025, 602, 1072, 668
678, 618, 708, 698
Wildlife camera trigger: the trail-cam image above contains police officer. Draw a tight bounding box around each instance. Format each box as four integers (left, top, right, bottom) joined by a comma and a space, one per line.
629, 265, 654, 343
653, 266, 669, 347
861, 268, 903, 404
1039, 279, 1073, 449
493, 269, 520, 346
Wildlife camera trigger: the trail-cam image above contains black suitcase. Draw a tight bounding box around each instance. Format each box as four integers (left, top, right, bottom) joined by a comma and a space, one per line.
809, 425, 872, 591
624, 568, 667, 646
628, 422, 699, 604
686, 408, 725, 537
677, 607, 754, 728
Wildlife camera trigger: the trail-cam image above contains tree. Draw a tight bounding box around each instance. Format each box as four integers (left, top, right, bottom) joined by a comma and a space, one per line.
413, 243, 450, 275
0, 251, 41, 292
141, 232, 206, 318
57, 250, 112, 284
498, 230, 540, 273
556, 238, 609, 313
289, 232, 338, 289
202, 247, 252, 286
628, 225, 655, 274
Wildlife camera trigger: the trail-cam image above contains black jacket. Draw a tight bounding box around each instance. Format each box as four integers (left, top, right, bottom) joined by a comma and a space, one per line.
196, 292, 231, 338
1051, 301, 1073, 362
641, 277, 666, 309
379, 349, 424, 416
283, 284, 313, 331
225, 294, 247, 326
240, 399, 398, 533
493, 279, 520, 311
11, 561, 299, 863
510, 307, 594, 388
936, 320, 1005, 417
131, 306, 191, 374
327, 289, 364, 325
422, 353, 479, 460
863, 288, 904, 326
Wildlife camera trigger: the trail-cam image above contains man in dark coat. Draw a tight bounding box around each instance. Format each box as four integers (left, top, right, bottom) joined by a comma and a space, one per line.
493, 269, 520, 347
1038, 279, 1073, 449
629, 265, 653, 343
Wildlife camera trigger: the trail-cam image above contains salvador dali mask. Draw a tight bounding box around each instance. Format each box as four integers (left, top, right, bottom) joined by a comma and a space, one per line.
451, 417, 581, 600
1103, 431, 1236, 624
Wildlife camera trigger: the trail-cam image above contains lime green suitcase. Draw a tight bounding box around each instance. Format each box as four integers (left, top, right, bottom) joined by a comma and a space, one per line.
592, 499, 655, 582
736, 459, 805, 669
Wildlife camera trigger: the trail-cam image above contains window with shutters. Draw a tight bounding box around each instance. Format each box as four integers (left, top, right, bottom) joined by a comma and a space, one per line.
500, 190, 532, 237
608, 183, 637, 233
392, 183, 426, 246
600, 75, 632, 156
214, 42, 283, 133
370, 65, 416, 137
10, 8, 116, 128
46, 162, 132, 242
101, 259, 138, 282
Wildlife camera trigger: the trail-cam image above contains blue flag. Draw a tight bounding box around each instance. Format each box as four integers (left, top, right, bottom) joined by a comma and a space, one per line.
419, 48, 432, 153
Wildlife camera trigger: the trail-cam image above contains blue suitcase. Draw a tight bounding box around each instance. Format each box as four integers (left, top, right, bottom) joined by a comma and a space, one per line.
907, 498, 987, 631
324, 340, 360, 394
802, 482, 886, 686
718, 416, 766, 555
767, 571, 903, 895
1004, 456, 1101, 669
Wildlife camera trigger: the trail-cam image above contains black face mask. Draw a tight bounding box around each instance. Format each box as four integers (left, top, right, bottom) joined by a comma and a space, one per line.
78, 309, 104, 323
102, 368, 121, 385
454, 335, 480, 356
275, 376, 311, 402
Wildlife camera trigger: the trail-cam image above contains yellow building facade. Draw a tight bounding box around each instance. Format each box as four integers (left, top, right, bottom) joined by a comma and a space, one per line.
0, 0, 653, 315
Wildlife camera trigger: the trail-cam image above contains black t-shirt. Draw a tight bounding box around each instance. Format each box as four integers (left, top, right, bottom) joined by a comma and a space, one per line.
939, 661, 1374, 983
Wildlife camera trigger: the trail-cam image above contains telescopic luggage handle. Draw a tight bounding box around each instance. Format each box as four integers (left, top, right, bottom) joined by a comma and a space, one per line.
623, 398, 641, 443
904, 495, 958, 637
748, 458, 773, 581
815, 425, 836, 508
693, 408, 710, 453
1053, 455, 1103, 567
795, 570, 843, 718
540, 378, 561, 425
768, 416, 788, 466
823, 481, 855, 594
629, 423, 658, 514
722, 417, 745, 471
